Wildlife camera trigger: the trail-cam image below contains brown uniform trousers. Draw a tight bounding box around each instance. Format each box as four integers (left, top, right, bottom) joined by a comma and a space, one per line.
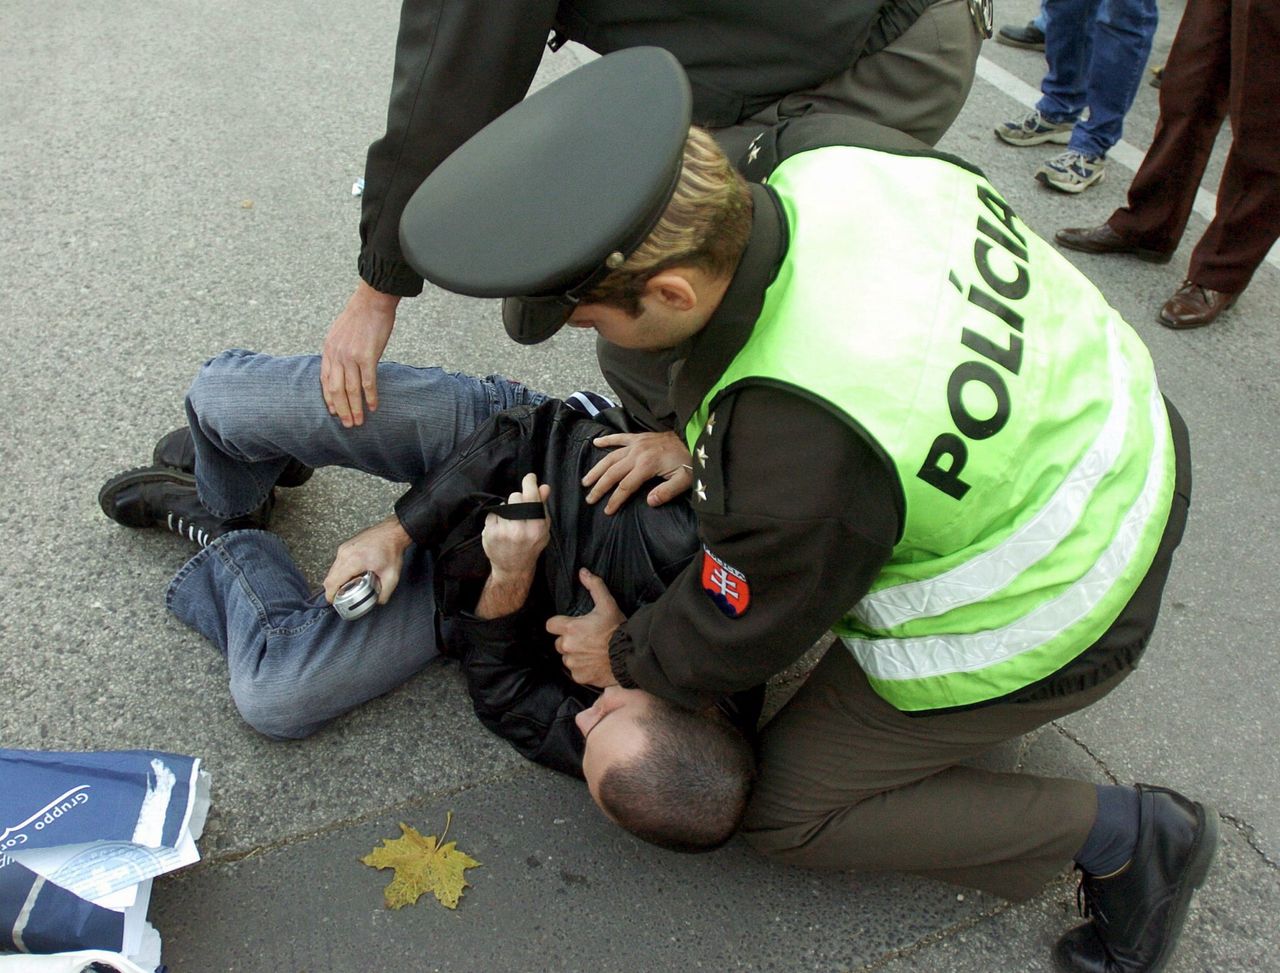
743, 647, 1119, 901
1108, 0, 1280, 294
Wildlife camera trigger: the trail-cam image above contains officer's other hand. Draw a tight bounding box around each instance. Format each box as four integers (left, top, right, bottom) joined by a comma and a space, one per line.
546, 568, 624, 687
321, 280, 400, 428
323, 514, 412, 604
583, 431, 693, 515
483, 473, 551, 579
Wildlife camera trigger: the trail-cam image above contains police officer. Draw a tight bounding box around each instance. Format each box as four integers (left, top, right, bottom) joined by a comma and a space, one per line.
396, 50, 1216, 972
320, 0, 989, 431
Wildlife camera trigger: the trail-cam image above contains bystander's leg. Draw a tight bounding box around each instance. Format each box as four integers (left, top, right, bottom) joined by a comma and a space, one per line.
1182, 0, 1280, 295
1108, 0, 1232, 252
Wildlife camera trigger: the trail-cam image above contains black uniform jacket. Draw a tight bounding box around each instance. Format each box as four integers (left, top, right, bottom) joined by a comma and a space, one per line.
360, 0, 941, 296
394, 398, 763, 776
604, 117, 1194, 714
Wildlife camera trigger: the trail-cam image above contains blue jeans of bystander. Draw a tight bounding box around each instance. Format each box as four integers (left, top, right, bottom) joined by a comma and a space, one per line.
1037, 0, 1157, 157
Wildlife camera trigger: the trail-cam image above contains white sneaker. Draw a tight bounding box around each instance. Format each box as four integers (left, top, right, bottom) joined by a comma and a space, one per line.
995, 110, 1075, 146
1036, 150, 1106, 193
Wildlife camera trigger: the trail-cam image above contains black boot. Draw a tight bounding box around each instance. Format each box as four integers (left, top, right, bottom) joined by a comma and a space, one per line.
99, 466, 274, 547
995, 20, 1046, 50
151, 427, 314, 488
1053, 785, 1218, 973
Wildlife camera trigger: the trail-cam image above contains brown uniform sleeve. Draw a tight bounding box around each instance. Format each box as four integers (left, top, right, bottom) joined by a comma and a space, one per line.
609, 386, 903, 709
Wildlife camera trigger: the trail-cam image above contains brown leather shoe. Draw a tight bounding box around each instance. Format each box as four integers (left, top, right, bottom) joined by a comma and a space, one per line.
1159, 281, 1238, 330
1055, 224, 1173, 264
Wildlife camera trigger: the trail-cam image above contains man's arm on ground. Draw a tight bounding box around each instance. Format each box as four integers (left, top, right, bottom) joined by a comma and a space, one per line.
448, 607, 593, 778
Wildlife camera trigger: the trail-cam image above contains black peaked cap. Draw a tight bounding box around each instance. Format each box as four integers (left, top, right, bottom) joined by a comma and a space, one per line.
399, 48, 692, 341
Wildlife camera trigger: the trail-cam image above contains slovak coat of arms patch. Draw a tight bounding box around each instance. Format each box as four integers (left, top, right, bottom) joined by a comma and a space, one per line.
701, 547, 750, 618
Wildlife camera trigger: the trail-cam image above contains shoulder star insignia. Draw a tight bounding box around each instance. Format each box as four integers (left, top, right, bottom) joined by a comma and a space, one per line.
695, 480, 707, 502
706, 412, 716, 435
696, 445, 708, 466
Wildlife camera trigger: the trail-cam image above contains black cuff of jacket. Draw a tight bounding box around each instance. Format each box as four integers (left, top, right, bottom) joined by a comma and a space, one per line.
607, 628, 640, 689
450, 604, 538, 658
392, 483, 433, 546
358, 248, 425, 298
455, 605, 528, 637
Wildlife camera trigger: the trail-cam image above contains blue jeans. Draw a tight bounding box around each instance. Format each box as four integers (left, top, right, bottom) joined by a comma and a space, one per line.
166, 350, 546, 739
1036, 0, 1157, 158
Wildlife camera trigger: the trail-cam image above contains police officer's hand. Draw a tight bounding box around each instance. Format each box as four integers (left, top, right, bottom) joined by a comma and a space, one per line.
547, 568, 624, 688
321, 280, 400, 428
323, 514, 412, 605
583, 431, 693, 515
482, 473, 551, 579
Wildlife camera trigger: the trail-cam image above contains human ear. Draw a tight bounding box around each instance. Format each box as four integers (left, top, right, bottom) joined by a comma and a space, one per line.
644, 271, 697, 312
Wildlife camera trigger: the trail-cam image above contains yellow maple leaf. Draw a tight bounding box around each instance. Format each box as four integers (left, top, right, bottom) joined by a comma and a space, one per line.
361, 813, 481, 910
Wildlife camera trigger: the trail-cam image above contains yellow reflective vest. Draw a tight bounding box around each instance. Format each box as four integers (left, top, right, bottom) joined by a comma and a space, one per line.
685, 146, 1175, 712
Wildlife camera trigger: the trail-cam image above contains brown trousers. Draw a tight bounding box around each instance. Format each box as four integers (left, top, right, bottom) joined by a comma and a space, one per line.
742, 646, 1122, 901
1108, 0, 1280, 293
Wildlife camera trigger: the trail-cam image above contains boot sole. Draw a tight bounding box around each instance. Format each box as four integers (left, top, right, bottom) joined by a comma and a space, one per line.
995, 35, 1045, 50
1149, 803, 1219, 973
1055, 236, 1174, 264
98, 466, 196, 526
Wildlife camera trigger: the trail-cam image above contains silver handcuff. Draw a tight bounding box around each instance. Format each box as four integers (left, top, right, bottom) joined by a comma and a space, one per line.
333, 571, 381, 621
968, 0, 994, 38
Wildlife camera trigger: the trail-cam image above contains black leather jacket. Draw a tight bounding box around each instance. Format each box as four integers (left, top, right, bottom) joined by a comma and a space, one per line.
396, 398, 763, 776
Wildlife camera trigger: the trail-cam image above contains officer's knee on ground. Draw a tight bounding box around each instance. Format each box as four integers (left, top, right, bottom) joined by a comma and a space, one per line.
739, 779, 865, 869
739, 806, 829, 866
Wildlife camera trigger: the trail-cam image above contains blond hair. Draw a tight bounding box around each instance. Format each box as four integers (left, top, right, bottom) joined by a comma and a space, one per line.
583, 127, 752, 314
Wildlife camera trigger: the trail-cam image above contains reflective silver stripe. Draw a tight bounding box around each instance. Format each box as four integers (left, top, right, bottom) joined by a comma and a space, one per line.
845, 379, 1169, 682
855, 322, 1131, 631
11, 874, 43, 951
